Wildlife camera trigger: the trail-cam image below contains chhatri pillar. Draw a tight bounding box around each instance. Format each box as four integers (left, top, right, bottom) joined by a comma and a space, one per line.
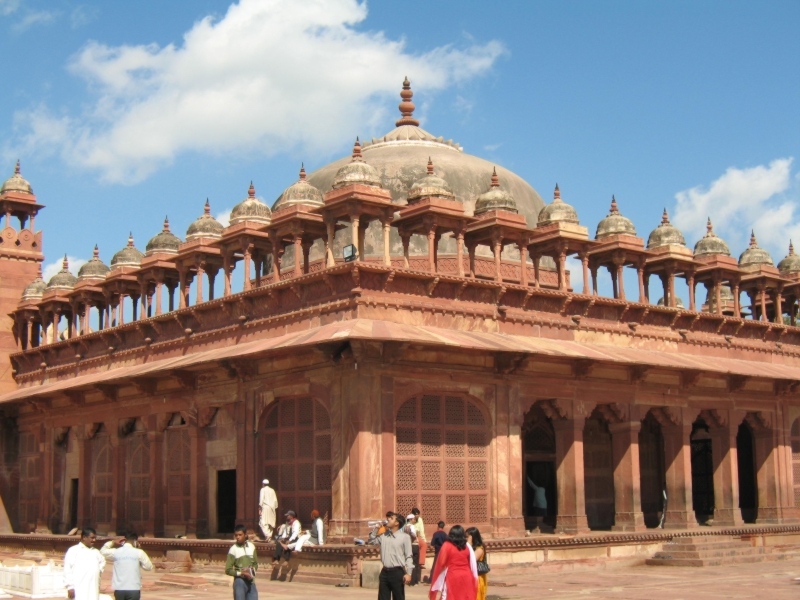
606, 405, 646, 532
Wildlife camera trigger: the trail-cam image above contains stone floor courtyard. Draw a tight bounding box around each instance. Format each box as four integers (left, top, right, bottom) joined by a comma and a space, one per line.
40, 555, 798, 600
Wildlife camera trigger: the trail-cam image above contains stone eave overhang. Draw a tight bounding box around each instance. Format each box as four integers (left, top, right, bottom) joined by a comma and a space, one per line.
177, 238, 222, 256
323, 183, 393, 209
528, 221, 590, 244
395, 197, 468, 222
0, 191, 43, 210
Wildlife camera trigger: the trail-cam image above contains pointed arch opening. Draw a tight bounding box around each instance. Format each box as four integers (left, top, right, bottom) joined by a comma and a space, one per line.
521, 403, 556, 531
737, 420, 758, 523
638, 412, 666, 528
690, 417, 714, 523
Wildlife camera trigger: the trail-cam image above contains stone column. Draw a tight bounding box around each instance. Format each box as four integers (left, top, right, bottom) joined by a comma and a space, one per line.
77, 428, 92, 528
400, 232, 411, 269
687, 272, 696, 311
223, 252, 232, 296
637, 260, 646, 303
580, 253, 590, 295
35, 426, 53, 533
609, 420, 646, 531
708, 410, 745, 526
591, 265, 598, 295
147, 416, 165, 537
326, 221, 336, 267
293, 235, 303, 278
110, 424, 122, 535
457, 231, 465, 277
382, 219, 391, 266
186, 422, 209, 538
468, 243, 477, 278
659, 408, 699, 529
493, 236, 503, 282
558, 250, 568, 291
750, 413, 781, 523
533, 253, 541, 288
518, 243, 528, 286
427, 227, 436, 273
178, 269, 188, 309
242, 244, 252, 291
271, 240, 281, 285
774, 289, 784, 324
491, 384, 525, 536
714, 280, 723, 315
758, 284, 767, 322
733, 282, 741, 318
196, 263, 205, 304
358, 223, 367, 261
207, 267, 218, 300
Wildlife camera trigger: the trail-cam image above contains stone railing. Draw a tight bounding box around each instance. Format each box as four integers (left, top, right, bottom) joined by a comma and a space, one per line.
0, 559, 66, 598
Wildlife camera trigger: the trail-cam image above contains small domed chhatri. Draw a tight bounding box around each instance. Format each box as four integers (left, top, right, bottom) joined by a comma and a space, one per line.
274, 165, 324, 211
332, 138, 382, 189
693, 218, 730, 257
1, 160, 33, 195
111, 233, 145, 269
21, 266, 46, 301
78, 245, 110, 280
738, 230, 774, 269
596, 196, 636, 239
705, 284, 735, 313
474, 168, 517, 216
230, 182, 272, 226
186, 200, 224, 240
778, 241, 800, 275
657, 296, 685, 309
647, 209, 686, 249
47, 255, 78, 290
146, 217, 182, 256
538, 184, 579, 226
407, 158, 455, 204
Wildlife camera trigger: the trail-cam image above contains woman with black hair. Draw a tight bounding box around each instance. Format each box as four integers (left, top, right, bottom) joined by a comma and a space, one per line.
427, 525, 477, 600
466, 527, 488, 600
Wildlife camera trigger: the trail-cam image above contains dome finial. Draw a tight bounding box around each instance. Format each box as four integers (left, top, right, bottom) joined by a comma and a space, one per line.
351, 137, 364, 162
610, 195, 618, 214
36, 263, 42, 278
790, 240, 795, 255
706, 217, 713, 234
163, 216, 170, 232
204, 199, 211, 215
248, 181, 255, 197
396, 77, 420, 127
661, 208, 670, 224
93, 244, 99, 259
14, 160, 20, 175
62, 254, 69, 270
127, 232, 134, 247
553, 183, 561, 201
750, 230, 757, 246
491, 167, 499, 188
299, 163, 306, 181
427, 157, 434, 176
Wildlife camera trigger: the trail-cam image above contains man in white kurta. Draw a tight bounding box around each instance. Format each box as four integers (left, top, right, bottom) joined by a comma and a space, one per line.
258, 479, 278, 539
64, 528, 106, 600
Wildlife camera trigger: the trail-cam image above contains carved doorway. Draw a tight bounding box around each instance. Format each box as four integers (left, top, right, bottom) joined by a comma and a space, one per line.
521, 404, 556, 530
583, 410, 615, 530
690, 419, 715, 523
737, 421, 758, 523
639, 413, 666, 528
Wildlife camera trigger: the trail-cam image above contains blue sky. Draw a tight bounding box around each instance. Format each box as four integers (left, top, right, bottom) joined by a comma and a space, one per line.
1, 0, 798, 302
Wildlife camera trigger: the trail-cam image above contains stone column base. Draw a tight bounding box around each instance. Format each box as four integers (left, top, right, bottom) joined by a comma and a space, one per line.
712, 508, 744, 527
555, 514, 590, 535
755, 507, 782, 524
489, 515, 526, 538
611, 512, 646, 532
663, 510, 700, 529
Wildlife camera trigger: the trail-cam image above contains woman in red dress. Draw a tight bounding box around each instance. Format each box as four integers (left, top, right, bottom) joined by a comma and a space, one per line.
428, 525, 477, 600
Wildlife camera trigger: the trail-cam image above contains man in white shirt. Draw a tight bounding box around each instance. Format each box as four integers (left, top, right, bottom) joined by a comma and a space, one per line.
258, 479, 278, 539
64, 528, 106, 600
289, 509, 325, 553
100, 531, 154, 600
272, 510, 301, 564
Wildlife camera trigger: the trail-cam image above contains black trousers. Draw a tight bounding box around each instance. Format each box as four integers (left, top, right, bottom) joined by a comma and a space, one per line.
114, 592, 141, 600
273, 541, 292, 562
378, 567, 405, 600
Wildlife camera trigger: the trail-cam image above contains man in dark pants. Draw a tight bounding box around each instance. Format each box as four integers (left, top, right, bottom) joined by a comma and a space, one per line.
376, 512, 413, 600
100, 531, 153, 600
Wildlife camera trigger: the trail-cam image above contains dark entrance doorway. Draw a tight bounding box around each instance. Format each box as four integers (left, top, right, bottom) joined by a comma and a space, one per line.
217, 470, 236, 534
690, 421, 715, 523
639, 413, 666, 528
68, 478, 79, 530
522, 404, 557, 531
737, 422, 758, 523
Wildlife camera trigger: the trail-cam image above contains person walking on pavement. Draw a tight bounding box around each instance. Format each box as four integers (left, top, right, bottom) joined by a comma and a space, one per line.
226, 524, 258, 600
376, 512, 413, 600
428, 521, 447, 584
64, 528, 106, 600
411, 508, 427, 576
100, 531, 154, 600
258, 479, 278, 539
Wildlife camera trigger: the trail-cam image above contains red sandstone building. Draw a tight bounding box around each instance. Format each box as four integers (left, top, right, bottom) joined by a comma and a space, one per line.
0, 81, 799, 546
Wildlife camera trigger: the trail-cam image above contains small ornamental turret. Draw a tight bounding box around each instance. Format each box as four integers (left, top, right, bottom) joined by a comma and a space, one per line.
78, 245, 110, 280
777, 241, 800, 275
596, 196, 636, 239
332, 137, 382, 189
396, 77, 419, 127
47, 255, 78, 289
111, 233, 145, 268
738, 230, 773, 269
1, 159, 33, 195
145, 216, 182, 255
186, 199, 224, 240
537, 183, 579, 226
21, 264, 46, 301
474, 168, 517, 215
230, 182, 272, 226
646, 208, 686, 249
407, 158, 455, 203
274, 163, 324, 210
693, 218, 730, 257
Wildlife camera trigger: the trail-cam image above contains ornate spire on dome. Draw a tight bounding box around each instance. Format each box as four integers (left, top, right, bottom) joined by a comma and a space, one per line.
230, 181, 272, 226
407, 157, 455, 204
21, 264, 46, 300
111, 232, 145, 268
647, 208, 686, 249
78, 244, 110, 280
395, 77, 419, 127
778, 240, 800, 274
693, 217, 730, 257
274, 164, 325, 210
596, 195, 637, 239
186, 199, 224, 240
332, 137, 382, 189
146, 216, 182, 255
738, 230, 774, 269
474, 168, 518, 216
538, 182, 579, 226
46, 255, 78, 289
1, 159, 33, 195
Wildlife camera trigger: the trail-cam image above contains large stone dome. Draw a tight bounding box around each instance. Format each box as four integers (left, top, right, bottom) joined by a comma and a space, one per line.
305, 82, 544, 227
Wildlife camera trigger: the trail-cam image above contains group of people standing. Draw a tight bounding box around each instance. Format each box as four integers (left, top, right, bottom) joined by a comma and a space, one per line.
375, 508, 489, 600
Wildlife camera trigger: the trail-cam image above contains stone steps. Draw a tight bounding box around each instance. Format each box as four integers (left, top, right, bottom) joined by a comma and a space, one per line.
646, 536, 775, 567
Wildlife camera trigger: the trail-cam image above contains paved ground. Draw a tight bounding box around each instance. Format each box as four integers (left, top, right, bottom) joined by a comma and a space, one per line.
69, 556, 800, 600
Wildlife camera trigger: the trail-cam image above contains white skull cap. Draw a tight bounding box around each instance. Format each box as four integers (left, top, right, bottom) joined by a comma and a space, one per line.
262, 479, 269, 484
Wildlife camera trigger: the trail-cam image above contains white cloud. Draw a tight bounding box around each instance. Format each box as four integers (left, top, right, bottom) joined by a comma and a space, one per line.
0, 0, 20, 16
12, 9, 57, 31
9, 0, 505, 184
483, 143, 501, 152
672, 158, 796, 258
70, 5, 98, 29
43, 255, 87, 283
216, 208, 232, 228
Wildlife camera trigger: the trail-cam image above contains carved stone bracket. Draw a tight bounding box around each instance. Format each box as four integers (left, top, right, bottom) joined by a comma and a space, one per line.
572, 359, 594, 380
95, 384, 118, 402
172, 370, 198, 391
701, 408, 728, 428
156, 412, 172, 432
680, 370, 702, 390
649, 406, 680, 427
628, 365, 650, 384
774, 379, 800, 396
198, 406, 218, 428
745, 411, 772, 430
727, 374, 748, 393
54, 426, 70, 446
596, 402, 628, 423
85, 422, 102, 439
495, 352, 526, 375
64, 390, 85, 406
538, 399, 569, 421
220, 359, 257, 382
118, 418, 136, 437
131, 377, 158, 396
